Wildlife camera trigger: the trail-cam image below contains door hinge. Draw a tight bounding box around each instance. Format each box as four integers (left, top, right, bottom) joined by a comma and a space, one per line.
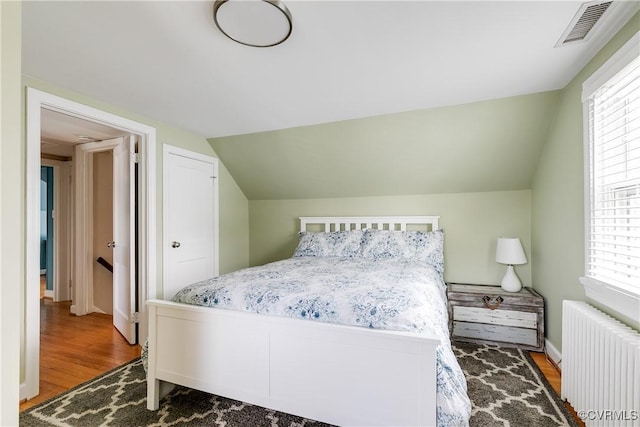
131, 153, 141, 164
131, 312, 141, 323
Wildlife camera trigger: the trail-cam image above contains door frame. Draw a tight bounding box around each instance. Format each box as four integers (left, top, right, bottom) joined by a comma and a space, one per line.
162, 144, 219, 300
24, 88, 157, 400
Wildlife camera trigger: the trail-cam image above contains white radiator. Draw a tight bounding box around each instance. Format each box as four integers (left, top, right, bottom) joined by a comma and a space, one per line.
562, 300, 640, 427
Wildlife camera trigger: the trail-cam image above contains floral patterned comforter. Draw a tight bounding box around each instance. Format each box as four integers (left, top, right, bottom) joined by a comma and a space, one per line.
173, 256, 471, 426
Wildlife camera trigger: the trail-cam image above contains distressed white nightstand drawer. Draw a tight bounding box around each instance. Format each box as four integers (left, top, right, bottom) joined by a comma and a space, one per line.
453, 321, 538, 347
453, 306, 537, 329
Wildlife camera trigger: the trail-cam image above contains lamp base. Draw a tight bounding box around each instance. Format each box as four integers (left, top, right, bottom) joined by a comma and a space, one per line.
500, 265, 522, 292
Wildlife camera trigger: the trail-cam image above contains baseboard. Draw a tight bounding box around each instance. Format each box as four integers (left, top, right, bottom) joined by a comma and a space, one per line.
545, 338, 562, 370
44, 290, 54, 299
91, 305, 107, 315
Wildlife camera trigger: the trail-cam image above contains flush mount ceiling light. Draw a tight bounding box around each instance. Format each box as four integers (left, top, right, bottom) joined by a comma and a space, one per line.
76, 135, 97, 142
213, 0, 293, 48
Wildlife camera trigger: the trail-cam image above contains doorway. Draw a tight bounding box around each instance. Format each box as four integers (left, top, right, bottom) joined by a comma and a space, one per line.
23, 88, 157, 401
92, 150, 115, 315
39, 158, 72, 303
73, 136, 137, 344
40, 166, 54, 299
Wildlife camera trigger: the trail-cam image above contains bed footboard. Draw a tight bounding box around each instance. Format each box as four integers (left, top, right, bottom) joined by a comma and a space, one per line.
146, 299, 439, 426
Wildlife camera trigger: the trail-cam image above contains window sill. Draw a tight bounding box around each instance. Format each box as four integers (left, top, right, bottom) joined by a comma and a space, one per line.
579, 276, 640, 321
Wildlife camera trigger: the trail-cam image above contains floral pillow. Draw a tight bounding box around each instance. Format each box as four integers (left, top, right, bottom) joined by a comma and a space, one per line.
360, 229, 444, 274
359, 229, 417, 260
293, 230, 364, 258
414, 229, 444, 275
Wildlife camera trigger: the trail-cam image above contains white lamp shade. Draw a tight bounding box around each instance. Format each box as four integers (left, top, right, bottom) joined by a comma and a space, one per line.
496, 237, 527, 265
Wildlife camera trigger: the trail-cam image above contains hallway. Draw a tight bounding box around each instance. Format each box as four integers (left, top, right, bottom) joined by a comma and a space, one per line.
19, 289, 141, 411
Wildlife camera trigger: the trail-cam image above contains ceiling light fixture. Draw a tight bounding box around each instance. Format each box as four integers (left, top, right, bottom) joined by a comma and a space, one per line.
76, 135, 96, 142
213, 0, 293, 48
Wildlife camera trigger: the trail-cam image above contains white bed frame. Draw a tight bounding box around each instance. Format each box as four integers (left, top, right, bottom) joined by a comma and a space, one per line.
147, 216, 441, 426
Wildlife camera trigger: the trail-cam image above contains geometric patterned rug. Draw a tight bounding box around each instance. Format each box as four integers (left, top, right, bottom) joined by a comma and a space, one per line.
19, 359, 331, 427
20, 343, 579, 426
454, 342, 580, 426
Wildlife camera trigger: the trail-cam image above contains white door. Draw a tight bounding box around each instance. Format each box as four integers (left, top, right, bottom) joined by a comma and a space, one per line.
163, 145, 219, 300
112, 136, 136, 344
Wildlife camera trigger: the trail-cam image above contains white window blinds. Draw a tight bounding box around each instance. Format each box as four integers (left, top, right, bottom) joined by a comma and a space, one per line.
586, 54, 640, 292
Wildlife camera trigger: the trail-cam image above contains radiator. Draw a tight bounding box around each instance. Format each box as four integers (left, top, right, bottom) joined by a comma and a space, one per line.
562, 300, 640, 426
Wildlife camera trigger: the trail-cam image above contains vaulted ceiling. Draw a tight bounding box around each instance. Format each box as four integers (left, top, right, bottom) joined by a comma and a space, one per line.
209, 91, 562, 199
22, 1, 640, 199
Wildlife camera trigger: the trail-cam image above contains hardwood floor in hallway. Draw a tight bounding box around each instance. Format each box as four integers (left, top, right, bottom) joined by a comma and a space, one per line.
19, 297, 141, 411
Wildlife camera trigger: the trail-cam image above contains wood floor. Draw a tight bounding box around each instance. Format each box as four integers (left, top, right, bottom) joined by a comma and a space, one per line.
530, 351, 585, 427
19, 293, 141, 412
21, 283, 581, 425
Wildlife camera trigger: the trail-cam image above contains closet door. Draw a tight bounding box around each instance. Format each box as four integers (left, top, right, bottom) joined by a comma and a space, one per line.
163, 145, 219, 300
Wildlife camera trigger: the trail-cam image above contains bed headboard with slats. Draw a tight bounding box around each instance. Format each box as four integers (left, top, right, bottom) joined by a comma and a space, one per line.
299, 216, 440, 232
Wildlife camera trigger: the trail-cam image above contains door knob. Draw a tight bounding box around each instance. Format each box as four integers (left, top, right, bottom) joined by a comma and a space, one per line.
171, 241, 181, 248
107, 242, 116, 248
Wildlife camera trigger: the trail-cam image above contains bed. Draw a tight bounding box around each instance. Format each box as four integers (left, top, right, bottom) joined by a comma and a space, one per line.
146, 216, 471, 426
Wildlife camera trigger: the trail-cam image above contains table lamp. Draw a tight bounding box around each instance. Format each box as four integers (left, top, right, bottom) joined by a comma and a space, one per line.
496, 237, 527, 292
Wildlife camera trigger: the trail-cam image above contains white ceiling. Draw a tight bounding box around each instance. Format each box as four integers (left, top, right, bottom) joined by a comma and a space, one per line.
40, 109, 128, 157
23, 1, 639, 139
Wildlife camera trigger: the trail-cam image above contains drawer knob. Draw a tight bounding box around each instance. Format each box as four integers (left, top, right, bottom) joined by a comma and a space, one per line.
483, 295, 504, 310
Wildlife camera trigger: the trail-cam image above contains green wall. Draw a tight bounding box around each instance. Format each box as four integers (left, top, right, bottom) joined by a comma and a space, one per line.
531, 12, 640, 352
250, 190, 532, 286
1, 1, 23, 425
210, 92, 560, 200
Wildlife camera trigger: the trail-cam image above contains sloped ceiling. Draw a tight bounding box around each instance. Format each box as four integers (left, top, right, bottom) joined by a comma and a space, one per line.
209, 91, 561, 199
22, 1, 639, 200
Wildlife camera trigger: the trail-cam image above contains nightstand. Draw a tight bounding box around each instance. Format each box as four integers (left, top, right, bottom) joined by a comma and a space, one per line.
447, 283, 545, 352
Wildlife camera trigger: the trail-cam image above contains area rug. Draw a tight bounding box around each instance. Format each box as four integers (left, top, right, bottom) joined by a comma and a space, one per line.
20, 343, 578, 426
453, 342, 579, 426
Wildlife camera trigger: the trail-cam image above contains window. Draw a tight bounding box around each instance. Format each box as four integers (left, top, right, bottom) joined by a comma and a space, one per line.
581, 32, 640, 320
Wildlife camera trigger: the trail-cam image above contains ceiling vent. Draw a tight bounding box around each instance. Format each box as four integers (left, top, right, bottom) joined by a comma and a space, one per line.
556, 1, 613, 47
